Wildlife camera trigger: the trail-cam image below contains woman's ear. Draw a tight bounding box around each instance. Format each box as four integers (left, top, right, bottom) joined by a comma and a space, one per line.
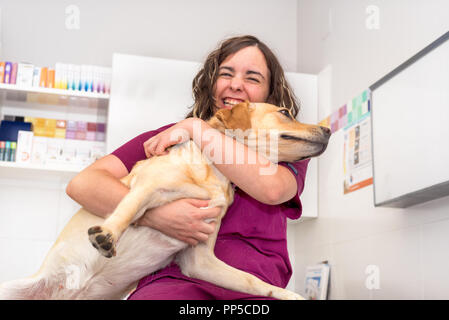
215, 101, 252, 130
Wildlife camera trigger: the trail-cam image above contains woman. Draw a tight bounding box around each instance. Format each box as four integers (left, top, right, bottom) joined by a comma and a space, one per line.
66, 35, 309, 299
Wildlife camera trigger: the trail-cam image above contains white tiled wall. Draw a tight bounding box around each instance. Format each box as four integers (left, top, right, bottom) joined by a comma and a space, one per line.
0, 174, 80, 283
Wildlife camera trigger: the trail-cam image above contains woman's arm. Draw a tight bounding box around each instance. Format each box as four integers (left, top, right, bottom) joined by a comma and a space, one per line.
66, 154, 130, 217
144, 118, 298, 205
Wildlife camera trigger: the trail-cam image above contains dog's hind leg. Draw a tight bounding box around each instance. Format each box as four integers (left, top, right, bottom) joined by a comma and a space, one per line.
88, 186, 153, 258
177, 245, 304, 300
176, 203, 304, 300
88, 181, 209, 258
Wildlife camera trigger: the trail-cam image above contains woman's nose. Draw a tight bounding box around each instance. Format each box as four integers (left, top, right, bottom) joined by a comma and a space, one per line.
230, 77, 243, 91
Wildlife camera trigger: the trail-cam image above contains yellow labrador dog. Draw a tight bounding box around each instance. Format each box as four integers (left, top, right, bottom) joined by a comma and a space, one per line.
0, 102, 330, 300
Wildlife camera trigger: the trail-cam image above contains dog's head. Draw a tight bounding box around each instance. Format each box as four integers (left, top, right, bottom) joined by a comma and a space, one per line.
208, 101, 331, 163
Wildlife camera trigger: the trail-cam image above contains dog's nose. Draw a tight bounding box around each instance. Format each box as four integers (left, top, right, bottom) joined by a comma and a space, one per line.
320, 126, 331, 138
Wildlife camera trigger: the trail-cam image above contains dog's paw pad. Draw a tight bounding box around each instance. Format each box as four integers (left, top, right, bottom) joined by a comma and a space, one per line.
88, 226, 116, 258
88, 226, 102, 235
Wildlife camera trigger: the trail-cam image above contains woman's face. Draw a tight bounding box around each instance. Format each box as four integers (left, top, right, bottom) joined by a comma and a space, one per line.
214, 46, 270, 110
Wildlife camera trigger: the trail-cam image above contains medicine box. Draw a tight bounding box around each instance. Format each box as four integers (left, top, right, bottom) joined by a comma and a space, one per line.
16, 130, 34, 164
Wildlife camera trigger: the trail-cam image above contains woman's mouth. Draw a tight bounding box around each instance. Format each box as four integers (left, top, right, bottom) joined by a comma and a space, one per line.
222, 98, 245, 108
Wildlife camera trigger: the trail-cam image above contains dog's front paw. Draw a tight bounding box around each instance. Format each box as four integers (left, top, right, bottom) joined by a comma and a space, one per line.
88, 226, 117, 258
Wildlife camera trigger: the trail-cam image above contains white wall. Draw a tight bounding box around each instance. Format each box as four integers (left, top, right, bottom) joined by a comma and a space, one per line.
0, 172, 80, 283
292, 0, 449, 299
0, 0, 298, 71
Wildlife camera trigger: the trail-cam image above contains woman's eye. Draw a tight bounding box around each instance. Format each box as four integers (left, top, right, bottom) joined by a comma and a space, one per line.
247, 77, 260, 83
219, 73, 232, 77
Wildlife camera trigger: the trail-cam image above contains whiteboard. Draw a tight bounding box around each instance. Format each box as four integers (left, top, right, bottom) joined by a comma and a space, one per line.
371, 31, 449, 207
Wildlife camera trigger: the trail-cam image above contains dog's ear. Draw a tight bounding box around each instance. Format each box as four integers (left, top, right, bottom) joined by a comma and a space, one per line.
215, 101, 252, 130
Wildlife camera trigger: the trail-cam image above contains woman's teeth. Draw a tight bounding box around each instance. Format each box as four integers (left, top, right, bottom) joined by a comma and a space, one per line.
223, 98, 243, 106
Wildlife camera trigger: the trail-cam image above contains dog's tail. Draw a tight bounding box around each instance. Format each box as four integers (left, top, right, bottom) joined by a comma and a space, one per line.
0, 277, 47, 300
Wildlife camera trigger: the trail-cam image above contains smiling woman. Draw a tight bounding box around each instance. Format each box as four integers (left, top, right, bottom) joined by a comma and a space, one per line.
66, 35, 310, 300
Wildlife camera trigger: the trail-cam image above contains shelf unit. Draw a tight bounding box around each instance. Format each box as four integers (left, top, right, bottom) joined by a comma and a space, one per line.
0, 80, 110, 283
0, 83, 109, 175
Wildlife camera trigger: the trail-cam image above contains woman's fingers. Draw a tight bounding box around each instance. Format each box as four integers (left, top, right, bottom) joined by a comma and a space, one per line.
144, 137, 176, 158
143, 119, 194, 158
136, 196, 221, 246
155, 141, 170, 155
180, 237, 199, 246
199, 206, 222, 222
196, 221, 215, 235
143, 138, 156, 158
194, 232, 209, 243
186, 198, 210, 208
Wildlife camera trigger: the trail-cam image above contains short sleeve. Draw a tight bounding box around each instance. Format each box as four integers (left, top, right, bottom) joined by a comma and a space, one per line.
278, 159, 310, 220
111, 123, 175, 173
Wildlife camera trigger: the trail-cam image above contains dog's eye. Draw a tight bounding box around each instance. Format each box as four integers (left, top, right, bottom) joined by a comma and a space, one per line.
278, 109, 292, 119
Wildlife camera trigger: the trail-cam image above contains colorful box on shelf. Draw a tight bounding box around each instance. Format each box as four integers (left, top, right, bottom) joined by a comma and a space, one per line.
54, 63, 111, 94
21, 116, 106, 141
66, 120, 77, 140
16, 131, 106, 167
0, 120, 32, 141
1, 125, 107, 166
55, 120, 66, 139
0, 120, 31, 161
76, 121, 87, 140
0, 62, 14, 84
96, 123, 106, 141
86, 122, 96, 141
0, 62, 18, 85
0, 59, 111, 95
0, 141, 17, 162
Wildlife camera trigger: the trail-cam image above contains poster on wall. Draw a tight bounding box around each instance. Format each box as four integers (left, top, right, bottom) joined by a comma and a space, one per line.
318, 89, 373, 194
343, 90, 373, 194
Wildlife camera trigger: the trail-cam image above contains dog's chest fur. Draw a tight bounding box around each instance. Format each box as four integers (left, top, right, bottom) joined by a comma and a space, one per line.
129, 140, 233, 212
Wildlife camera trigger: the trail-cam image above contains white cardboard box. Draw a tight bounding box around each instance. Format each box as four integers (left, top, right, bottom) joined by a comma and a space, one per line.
31, 136, 48, 165
15, 130, 34, 163
16, 63, 35, 87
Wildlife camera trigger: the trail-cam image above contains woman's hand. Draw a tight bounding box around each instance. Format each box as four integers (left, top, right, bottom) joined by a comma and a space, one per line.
143, 118, 197, 158
136, 198, 221, 246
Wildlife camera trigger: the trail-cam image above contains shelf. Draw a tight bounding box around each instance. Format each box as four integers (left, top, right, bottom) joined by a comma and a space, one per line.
0, 160, 86, 180
0, 83, 109, 100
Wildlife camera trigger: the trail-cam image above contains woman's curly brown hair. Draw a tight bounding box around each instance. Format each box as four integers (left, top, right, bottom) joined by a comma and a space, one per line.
186, 35, 300, 120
